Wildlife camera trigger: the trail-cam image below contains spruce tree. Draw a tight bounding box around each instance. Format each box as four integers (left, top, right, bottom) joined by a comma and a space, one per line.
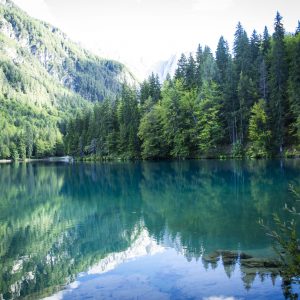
233, 22, 251, 76
201, 46, 217, 83
174, 53, 187, 81
185, 54, 196, 89
262, 26, 271, 56
288, 35, 300, 142
269, 12, 288, 153
195, 44, 203, 88
216, 36, 229, 86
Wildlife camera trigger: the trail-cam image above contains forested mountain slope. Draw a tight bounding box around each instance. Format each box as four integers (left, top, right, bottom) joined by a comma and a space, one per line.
0, 0, 136, 159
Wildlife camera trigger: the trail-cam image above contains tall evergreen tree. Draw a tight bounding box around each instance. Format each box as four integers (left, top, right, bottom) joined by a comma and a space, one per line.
201, 46, 217, 83
175, 54, 187, 81
117, 84, 140, 158
269, 12, 288, 152
185, 54, 196, 89
148, 73, 161, 103
216, 36, 229, 86
288, 34, 300, 142
262, 26, 271, 56
233, 22, 251, 76
250, 29, 261, 87
259, 58, 269, 100
223, 57, 238, 144
140, 79, 150, 106
237, 72, 258, 143
195, 44, 203, 88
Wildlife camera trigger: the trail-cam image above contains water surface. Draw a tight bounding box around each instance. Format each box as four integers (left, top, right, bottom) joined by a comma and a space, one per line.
0, 160, 300, 299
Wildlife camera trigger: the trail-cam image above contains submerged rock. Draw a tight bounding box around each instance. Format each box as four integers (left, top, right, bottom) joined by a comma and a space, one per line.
202, 251, 220, 265
203, 250, 280, 273
240, 257, 281, 269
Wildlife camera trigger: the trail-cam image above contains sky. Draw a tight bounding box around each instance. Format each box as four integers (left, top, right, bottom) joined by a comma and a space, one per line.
12, 0, 300, 78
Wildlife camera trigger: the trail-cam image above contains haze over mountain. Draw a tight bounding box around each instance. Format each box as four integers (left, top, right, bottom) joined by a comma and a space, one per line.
12, 0, 300, 80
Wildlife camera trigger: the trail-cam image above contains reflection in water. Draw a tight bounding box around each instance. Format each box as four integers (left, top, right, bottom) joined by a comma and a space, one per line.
0, 160, 299, 299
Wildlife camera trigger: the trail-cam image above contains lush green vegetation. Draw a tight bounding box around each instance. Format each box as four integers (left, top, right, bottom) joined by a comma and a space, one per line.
65, 13, 300, 160
1, 5, 299, 161
260, 184, 300, 299
0, 1, 135, 160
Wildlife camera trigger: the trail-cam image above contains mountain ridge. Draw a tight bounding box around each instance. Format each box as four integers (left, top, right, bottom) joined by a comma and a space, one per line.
0, 0, 137, 101
0, 0, 137, 159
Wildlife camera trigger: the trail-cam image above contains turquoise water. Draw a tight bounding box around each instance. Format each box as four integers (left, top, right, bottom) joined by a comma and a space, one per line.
0, 160, 300, 299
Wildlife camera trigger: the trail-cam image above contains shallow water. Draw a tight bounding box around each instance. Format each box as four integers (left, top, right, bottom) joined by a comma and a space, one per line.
0, 160, 300, 299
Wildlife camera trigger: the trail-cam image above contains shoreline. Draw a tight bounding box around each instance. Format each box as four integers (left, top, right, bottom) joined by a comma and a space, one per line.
0, 156, 74, 164
1, 155, 300, 164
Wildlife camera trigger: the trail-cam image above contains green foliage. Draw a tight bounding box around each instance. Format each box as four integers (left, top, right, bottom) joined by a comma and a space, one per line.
197, 82, 223, 155
64, 84, 140, 160
260, 185, 300, 298
247, 99, 271, 158
287, 33, 300, 144
138, 105, 166, 159
160, 80, 195, 158
64, 12, 300, 161
1, 5, 299, 161
269, 12, 288, 152
231, 141, 244, 158
10, 142, 19, 161
0, 1, 135, 160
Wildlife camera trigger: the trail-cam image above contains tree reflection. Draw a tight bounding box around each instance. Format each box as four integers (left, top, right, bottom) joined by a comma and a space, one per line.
0, 160, 299, 299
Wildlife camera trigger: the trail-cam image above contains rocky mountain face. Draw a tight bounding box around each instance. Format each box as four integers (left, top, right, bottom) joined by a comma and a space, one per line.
0, 0, 136, 104
0, 0, 138, 159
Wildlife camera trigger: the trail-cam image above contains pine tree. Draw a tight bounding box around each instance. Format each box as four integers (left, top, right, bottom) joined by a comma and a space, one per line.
201, 46, 217, 83
233, 22, 251, 76
216, 36, 229, 86
149, 73, 161, 102
237, 72, 258, 143
250, 29, 261, 87
269, 12, 288, 153
223, 57, 239, 144
140, 79, 150, 106
259, 58, 268, 100
195, 44, 203, 88
262, 26, 271, 56
288, 34, 300, 142
185, 54, 196, 89
174, 53, 187, 81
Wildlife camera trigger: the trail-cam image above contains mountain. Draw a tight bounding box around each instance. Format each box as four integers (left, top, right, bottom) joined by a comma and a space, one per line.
149, 53, 181, 82
0, 0, 137, 159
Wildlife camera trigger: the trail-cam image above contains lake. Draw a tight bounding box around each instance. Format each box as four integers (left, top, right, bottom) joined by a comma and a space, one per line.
0, 160, 300, 299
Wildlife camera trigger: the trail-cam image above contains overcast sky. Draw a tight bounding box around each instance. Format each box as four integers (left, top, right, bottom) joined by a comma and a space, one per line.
12, 0, 300, 69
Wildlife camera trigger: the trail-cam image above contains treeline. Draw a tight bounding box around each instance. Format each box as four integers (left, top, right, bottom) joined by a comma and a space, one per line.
65, 13, 300, 159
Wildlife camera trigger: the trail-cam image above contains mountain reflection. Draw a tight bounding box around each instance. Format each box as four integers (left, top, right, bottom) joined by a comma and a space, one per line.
0, 160, 299, 299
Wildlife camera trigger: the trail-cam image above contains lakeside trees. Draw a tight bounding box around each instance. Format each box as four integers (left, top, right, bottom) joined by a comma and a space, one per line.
1, 12, 300, 160
63, 13, 300, 160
